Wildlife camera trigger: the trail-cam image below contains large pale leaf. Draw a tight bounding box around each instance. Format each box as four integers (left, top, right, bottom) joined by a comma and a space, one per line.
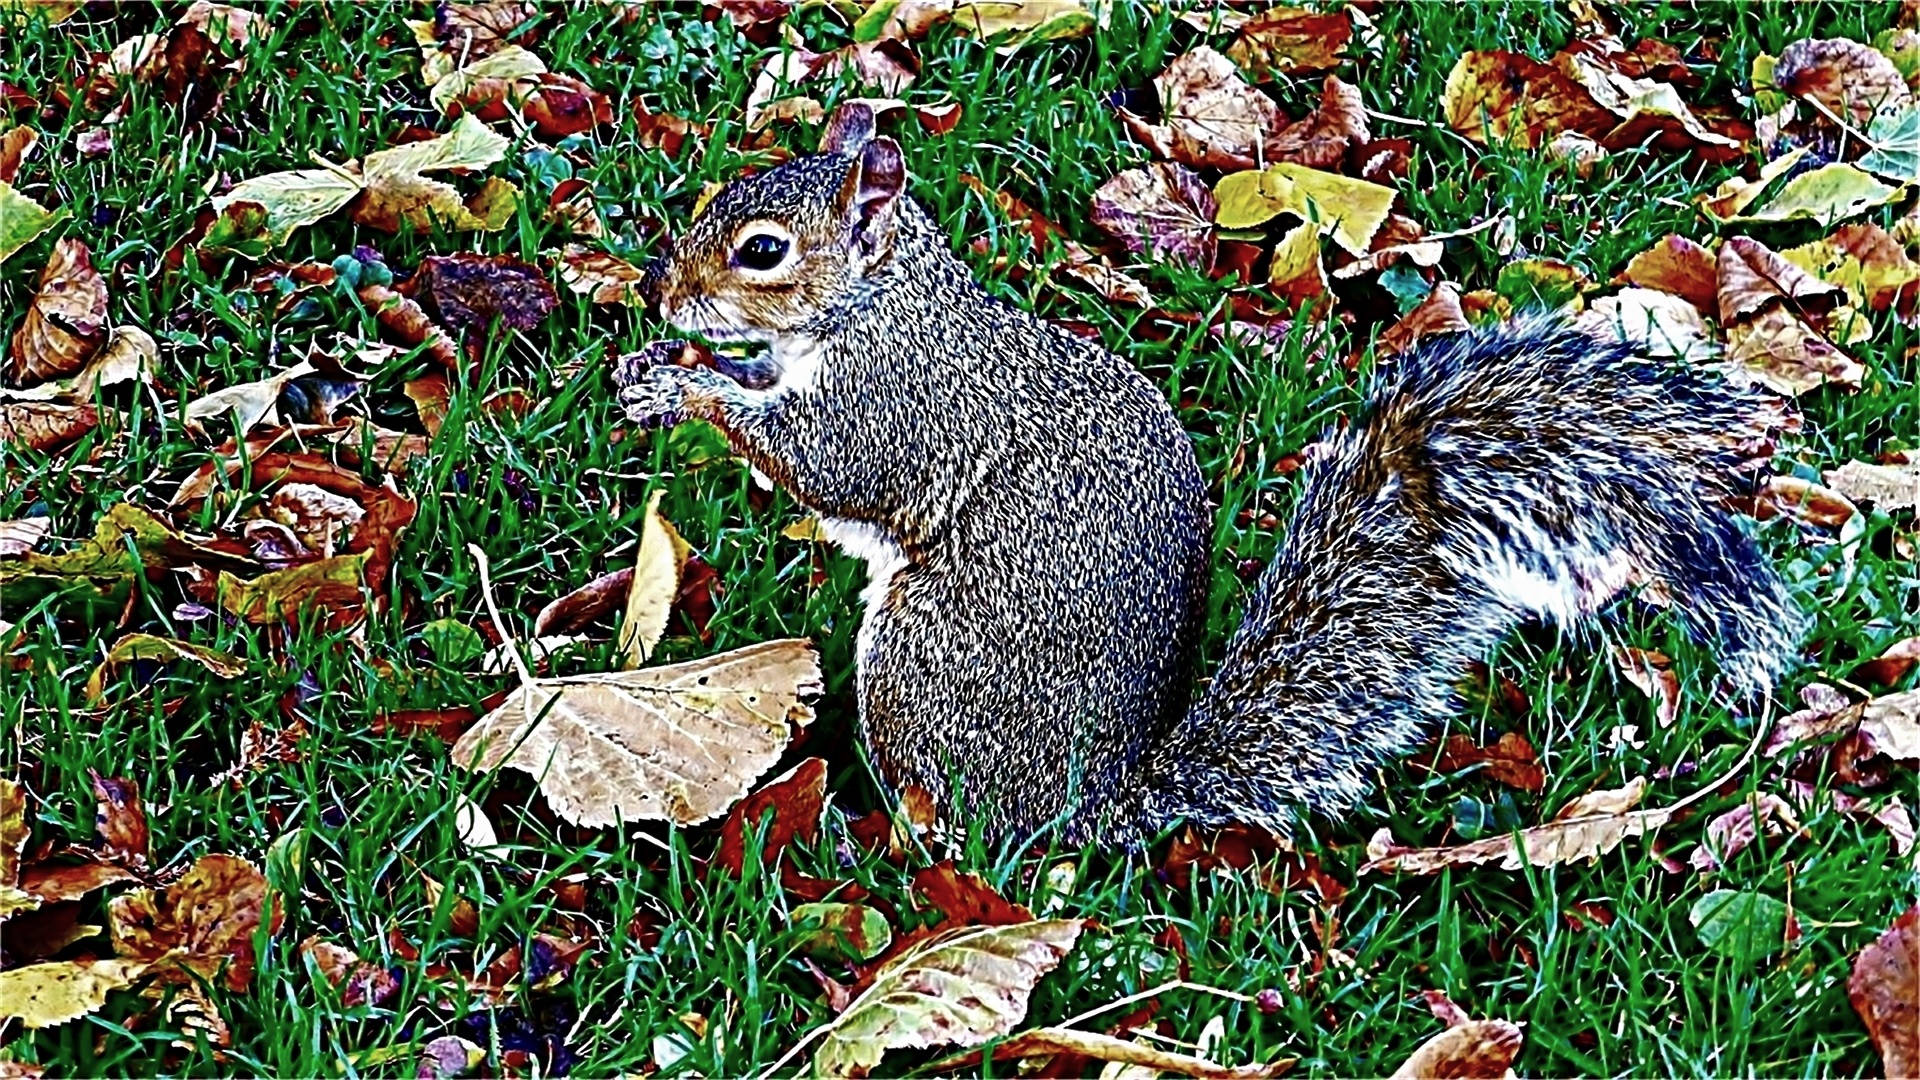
450, 639, 823, 827
1824, 460, 1920, 514
0, 180, 65, 264
1212, 163, 1393, 255
210, 169, 360, 245
814, 919, 1085, 1077
0, 959, 148, 1029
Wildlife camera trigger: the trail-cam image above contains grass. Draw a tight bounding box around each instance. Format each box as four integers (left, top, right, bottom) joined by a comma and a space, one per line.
3, 0, 1918, 1076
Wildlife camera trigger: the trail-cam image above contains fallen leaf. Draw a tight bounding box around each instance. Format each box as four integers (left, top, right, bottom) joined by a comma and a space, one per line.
1616, 235, 1718, 314
1125, 47, 1280, 170
209, 167, 361, 245
358, 283, 462, 369
0, 325, 157, 404
182, 360, 318, 438
1089, 163, 1217, 269
1718, 235, 1846, 324
1564, 53, 1741, 158
1386, 1019, 1523, 1079
1266, 75, 1369, 170
1365, 779, 1678, 875
108, 853, 282, 992
1688, 793, 1802, 870
714, 756, 827, 875
0, 123, 35, 182
793, 902, 893, 963
1495, 257, 1591, 309
1443, 50, 1613, 149
1781, 223, 1920, 315
405, 252, 558, 337
1425, 732, 1545, 793
0, 516, 47, 557
1855, 636, 1920, 687
1849, 901, 1920, 1079
813, 919, 1085, 1077
215, 551, 371, 628
1774, 37, 1912, 127
1223, 6, 1350, 82
1700, 146, 1810, 221
1825, 460, 1920, 514
0, 180, 66, 264
355, 116, 516, 233
618, 491, 680, 667
451, 639, 823, 828
85, 633, 247, 703
1740, 163, 1899, 227
1266, 220, 1328, 313
7, 238, 107, 387
0, 959, 148, 1029
0, 401, 98, 451
1614, 647, 1681, 728
1755, 475, 1858, 528
1213, 163, 1394, 255
1861, 691, 1920, 761
1690, 888, 1789, 957
958, 1026, 1294, 1079
1376, 282, 1470, 358
1724, 305, 1863, 397
948, 0, 1096, 53
1577, 287, 1714, 361
300, 935, 400, 1008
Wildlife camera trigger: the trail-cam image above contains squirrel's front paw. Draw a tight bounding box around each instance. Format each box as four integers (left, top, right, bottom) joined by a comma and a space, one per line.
612, 339, 691, 390
618, 367, 687, 428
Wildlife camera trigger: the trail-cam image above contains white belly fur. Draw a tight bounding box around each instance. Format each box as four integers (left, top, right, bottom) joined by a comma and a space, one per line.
817, 516, 908, 664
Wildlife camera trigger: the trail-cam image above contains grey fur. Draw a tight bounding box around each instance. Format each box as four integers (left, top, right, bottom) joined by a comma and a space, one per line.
620, 149, 1805, 847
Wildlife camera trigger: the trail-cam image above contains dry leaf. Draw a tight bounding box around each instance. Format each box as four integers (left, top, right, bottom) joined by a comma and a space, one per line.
0, 123, 35, 183
619, 491, 680, 667
1848, 901, 1919, 1078
1365, 777, 1675, 875
714, 756, 827, 875
1755, 475, 1858, 528
0, 959, 148, 1029
108, 853, 281, 992
1213, 163, 1394, 255
970, 1026, 1293, 1079
7, 238, 107, 387
1089, 163, 1217, 269
85, 633, 247, 703
1424, 732, 1545, 793
1223, 6, 1350, 82
1862, 691, 1920, 760
1577, 287, 1714, 361
1774, 38, 1912, 127
1718, 236, 1845, 325
87, 772, 148, 868
1855, 636, 1920, 687
0, 516, 49, 557
0, 401, 98, 451
1724, 305, 1863, 397
812, 920, 1085, 1077
354, 115, 515, 233
451, 639, 822, 827
1266, 220, 1328, 313
405, 252, 557, 336
1688, 792, 1802, 871
1617, 234, 1718, 315
558, 244, 648, 305
1443, 50, 1612, 149
1130, 47, 1280, 169
182, 360, 317, 438
1387, 1019, 1524, 1079
1824, 459, 1920, 513
1377, 283, 1470, 359
1267, 75, 1369, 169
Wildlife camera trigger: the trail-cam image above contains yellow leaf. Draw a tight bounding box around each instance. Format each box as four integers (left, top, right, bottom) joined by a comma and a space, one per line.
0, 959, 148, 1029
210, 169, 361, 244
354, 114, 512, 233
1213, 163, 1393, 254
618, 491, 681, 668
0, 181, 66, 264
428, 43, 547, 114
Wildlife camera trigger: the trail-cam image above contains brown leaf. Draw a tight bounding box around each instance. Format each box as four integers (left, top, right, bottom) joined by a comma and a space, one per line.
1365, 777, 1675, 875
1387, 1019, 1524, 1079
1848, 901, 1919, 1079
0, 516, 49, 557
1763, 683, 1862, 757
1377, 283, 1471, 359
914, 861, 1034, 928
1223, 6, 1350, 82
1615, 647, 1681, 729
299, 935, 400, 1008
88, 772, 147, 868
714, 756, 827, 876
357, 283, 462, 369
1443, 50, 1613, 149
404, 252, 558, 337
1617, 234, 1718, 316
1754, 475, 1858, 528
1775, 38, 1912, 127
1089, 163, 1217, 270
0, 123, 36, 183
108, 853, 282, 992
1724, 305, 1863, 397
1267, 75, 1369, 169
557, 244, 648, 306
963, 1026, 1293, 1080
1425, 732, 1545, 793
19, 862, 138, 904
533, 566, 632, 637
1143, 47, 1281, 169
0, 401, 98, 451
1855, 636, 1920, 688
1688, 792, 1802, 871
1717, 236, 1845, 326
7, 239, 108, 387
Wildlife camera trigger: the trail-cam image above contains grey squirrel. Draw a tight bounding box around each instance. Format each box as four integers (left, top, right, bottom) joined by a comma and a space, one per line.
614, 103, 1805, 847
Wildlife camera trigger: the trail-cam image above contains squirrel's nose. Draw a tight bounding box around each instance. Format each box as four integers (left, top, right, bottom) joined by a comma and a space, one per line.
639, 256, 668, 310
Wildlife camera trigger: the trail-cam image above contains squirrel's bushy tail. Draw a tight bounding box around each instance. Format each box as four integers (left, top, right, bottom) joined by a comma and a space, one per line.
1143, 319, 1806, 833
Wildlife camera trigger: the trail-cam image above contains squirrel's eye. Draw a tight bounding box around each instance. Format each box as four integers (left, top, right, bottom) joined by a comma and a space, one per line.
735, 232, 790, 272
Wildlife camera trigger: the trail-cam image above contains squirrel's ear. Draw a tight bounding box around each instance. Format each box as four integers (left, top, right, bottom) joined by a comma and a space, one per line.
819, 102, 877, 154
838, 136, 905, 256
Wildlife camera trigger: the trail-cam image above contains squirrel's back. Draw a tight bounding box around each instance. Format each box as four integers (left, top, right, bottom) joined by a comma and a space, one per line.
1142, 318, 1804, 833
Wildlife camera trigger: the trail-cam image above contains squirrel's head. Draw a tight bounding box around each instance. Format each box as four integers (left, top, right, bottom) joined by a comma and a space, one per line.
650, 103, 906, 342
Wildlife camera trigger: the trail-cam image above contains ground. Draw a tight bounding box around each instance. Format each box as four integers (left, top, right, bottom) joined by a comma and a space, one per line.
3, 1, 1917, 1077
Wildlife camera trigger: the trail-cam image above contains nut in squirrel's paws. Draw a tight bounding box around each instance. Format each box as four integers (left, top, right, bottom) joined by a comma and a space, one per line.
612, 339, 693, 389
